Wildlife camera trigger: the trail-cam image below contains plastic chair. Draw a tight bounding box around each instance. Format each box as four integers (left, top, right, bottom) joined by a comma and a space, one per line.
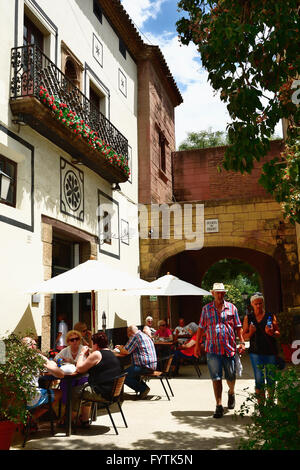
22, 389, 55, 448
74, 372, 128, 435
141, 355, 174, 401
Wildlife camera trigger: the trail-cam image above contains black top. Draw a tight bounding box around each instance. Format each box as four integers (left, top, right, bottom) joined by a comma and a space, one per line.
248, 312, 277, 356
88, 349, 122, 400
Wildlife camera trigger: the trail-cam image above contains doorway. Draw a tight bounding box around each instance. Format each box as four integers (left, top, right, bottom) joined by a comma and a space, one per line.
50, 236, 91, 348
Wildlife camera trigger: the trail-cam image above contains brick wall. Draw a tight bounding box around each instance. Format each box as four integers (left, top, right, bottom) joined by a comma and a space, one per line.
138, 60, 175, 204
173, 140, 284, 202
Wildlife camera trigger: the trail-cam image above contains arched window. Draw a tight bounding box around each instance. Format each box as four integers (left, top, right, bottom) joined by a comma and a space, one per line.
65, 58, 79, 90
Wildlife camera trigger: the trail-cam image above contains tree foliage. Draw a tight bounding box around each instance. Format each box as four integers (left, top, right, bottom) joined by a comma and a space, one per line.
201, 258, 260, 314
178, 127, 228, 150
238, 367, 300, 450
176, 0, 300, 223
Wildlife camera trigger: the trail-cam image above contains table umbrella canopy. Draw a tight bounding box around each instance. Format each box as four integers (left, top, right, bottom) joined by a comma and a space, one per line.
26, 259, 151, 294
121, 274, 211, 296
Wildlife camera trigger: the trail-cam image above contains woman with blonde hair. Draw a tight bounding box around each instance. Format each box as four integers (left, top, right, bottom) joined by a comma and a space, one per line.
55, 330, 84, 365
54, 330, 89, 427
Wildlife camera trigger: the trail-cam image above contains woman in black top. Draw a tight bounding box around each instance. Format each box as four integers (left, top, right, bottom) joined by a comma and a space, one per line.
73, 332, 122, 427
243, 293, 280, 400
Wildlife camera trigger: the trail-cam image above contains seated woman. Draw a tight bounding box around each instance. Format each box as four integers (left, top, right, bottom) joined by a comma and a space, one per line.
143, 316, 156, 337
73, 322, 93, 348
171, 322, 199, 376
54, 330, 89, 425
72, 332, 122, 428
154, 320, 173, 341
55, 330, 86, 364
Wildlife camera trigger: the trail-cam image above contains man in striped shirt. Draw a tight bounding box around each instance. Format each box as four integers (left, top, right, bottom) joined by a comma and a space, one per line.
117, 325, 157, 399
195, 283, 245, 418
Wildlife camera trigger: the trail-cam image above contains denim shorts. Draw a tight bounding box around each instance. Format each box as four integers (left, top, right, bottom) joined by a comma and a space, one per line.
27, 388, 54, 409
249, 353, 277, 390
207, 353, 236, 381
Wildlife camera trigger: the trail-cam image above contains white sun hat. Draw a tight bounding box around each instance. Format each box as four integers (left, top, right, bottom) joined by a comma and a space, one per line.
210, 283, 227, 293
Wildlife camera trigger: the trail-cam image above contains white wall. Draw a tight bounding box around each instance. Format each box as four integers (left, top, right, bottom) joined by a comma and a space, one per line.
0, 0, 141, 336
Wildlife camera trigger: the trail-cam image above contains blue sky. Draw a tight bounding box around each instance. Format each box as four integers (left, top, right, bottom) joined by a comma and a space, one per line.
120, 0, 282, 147
120, 0, 232, 147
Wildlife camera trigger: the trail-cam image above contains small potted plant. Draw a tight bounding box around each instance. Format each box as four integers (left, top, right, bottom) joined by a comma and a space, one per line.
276, 311, 294, 362
0, 333, 45, 450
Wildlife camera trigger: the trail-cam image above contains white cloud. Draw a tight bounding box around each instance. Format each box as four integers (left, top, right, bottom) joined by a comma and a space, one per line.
121, 0, 166, 29
121, 2, 282, 148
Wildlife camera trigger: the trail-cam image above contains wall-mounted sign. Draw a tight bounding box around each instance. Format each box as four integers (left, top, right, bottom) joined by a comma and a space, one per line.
205, 219, 219, 233
149, 296, 158, 301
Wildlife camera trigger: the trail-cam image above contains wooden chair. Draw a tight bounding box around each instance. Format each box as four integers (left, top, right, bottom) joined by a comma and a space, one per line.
141, 355, 174, 401
74, 373, 128, 435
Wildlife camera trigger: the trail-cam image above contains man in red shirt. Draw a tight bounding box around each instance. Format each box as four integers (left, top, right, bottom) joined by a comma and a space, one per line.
195, 283, 245, 418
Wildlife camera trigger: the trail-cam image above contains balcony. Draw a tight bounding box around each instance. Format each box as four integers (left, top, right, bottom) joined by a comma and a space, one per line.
10, 45, 129, 183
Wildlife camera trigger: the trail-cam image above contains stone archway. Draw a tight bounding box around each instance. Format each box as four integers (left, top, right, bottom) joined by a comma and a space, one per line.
158, 246, 282, 325
139, 199, 300, 326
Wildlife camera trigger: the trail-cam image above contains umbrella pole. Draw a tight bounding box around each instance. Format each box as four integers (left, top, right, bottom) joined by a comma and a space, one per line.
167, 296, 171, 329
91, 290, 96, 333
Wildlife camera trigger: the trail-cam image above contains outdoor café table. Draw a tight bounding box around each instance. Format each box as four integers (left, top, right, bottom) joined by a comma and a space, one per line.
62, 372, 86, 436
40, 373, 81, 437
154, 340, 177, 368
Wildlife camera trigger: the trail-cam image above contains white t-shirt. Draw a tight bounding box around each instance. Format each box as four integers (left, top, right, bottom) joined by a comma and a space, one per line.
57, 321, 68, 347
55, 344, 84, 364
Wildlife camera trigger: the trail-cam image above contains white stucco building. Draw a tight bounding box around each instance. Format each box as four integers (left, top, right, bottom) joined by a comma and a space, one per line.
0, 0, 142, 349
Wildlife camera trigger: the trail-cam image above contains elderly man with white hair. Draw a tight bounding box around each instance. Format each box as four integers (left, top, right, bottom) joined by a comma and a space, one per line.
194, 283, 245, 418
242, 292, 280, 401
116, 325, 157, 399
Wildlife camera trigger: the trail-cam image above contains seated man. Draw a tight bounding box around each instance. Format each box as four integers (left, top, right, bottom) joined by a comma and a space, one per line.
173, 318, 190, 345
116, 325, 157, 399
22, 337, 64, 424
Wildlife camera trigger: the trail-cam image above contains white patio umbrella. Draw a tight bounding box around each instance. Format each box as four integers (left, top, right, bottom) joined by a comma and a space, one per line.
122, 273, 211, 328
26, 259, 151, 331
27, 259, 150, 294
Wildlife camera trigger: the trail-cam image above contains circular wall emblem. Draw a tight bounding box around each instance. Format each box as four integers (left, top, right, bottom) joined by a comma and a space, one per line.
64, 170, 81, 211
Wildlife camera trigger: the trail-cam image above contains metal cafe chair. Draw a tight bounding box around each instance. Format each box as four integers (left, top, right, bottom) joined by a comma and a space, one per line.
74, 372, 128, 435
141, 355, 174, 401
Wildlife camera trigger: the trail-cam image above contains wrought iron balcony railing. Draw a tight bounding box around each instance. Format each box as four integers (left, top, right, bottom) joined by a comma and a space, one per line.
10, 45, 128, 163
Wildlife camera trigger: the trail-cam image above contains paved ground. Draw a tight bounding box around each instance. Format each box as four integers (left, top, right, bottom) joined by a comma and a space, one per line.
11, 354, 255, 451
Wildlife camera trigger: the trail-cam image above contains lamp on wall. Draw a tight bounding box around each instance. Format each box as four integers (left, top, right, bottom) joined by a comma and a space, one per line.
0, 170, 12, 200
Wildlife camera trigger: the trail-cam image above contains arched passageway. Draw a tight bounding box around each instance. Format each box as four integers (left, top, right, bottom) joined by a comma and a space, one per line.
158, 247, 282, 326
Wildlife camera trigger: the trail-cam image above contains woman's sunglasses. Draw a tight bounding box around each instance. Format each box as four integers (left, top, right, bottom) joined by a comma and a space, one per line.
69, 337, 80, 342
